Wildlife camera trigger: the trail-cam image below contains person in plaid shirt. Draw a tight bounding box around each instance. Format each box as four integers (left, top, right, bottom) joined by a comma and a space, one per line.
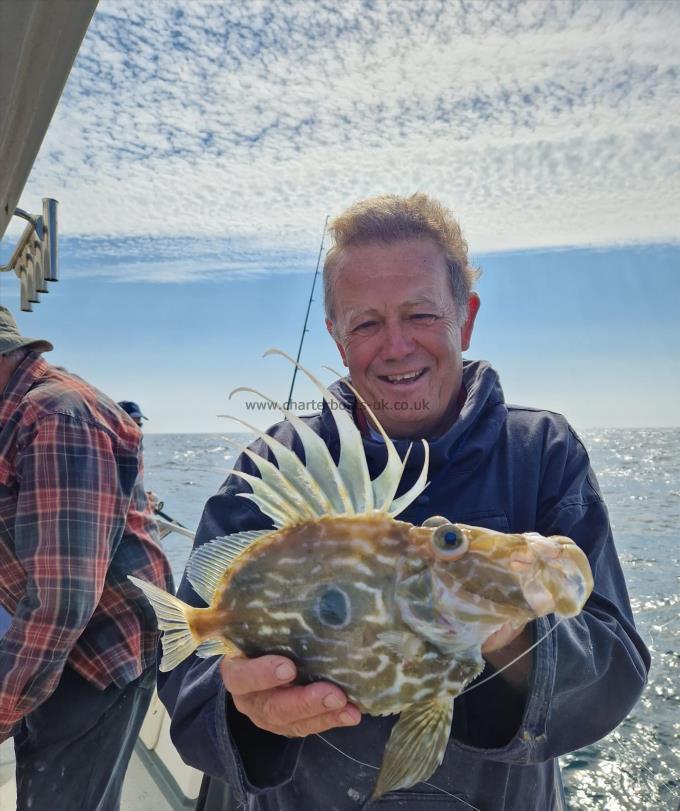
0, 306, 173, 810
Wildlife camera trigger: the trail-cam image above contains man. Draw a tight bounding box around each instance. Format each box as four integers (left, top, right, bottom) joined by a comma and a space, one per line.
158, 194, 650, 809
117, 399, 163, 519
118, 400, 149, 428
0, 307, 173, 809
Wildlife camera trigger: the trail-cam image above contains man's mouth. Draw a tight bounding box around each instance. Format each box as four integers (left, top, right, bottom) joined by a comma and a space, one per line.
378, 369, 427, 385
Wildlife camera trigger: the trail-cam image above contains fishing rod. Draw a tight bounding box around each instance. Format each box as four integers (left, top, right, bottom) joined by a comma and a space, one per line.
153, 504, 195, 541
287, 215, 329, 407
155, 516, 195, 541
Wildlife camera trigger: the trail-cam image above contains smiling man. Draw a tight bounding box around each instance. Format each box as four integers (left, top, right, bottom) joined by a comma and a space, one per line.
159, 193, 649, 810
323, 207, 479, 440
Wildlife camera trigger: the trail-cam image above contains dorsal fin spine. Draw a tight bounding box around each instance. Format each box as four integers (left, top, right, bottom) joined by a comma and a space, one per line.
229, 386, 353, 514
329, 372, 407, 512
218, 414, 332, 516
224, 438, 318, 522
266, 349, 374, 514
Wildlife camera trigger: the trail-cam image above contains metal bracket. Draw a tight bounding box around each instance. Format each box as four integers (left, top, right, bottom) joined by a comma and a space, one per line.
0, 198, 58, 311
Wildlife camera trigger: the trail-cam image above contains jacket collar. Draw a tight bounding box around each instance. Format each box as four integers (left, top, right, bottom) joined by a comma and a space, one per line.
320, 359, 508, 477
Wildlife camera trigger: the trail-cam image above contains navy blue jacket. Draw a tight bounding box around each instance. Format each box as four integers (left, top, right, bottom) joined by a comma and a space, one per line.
158, 360, 650, 810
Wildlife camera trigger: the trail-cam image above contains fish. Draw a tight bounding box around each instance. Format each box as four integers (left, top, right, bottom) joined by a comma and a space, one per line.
129, 349, 594, 800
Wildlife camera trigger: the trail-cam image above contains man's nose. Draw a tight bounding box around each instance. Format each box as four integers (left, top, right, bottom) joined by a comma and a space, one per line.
381, 320, 415, 360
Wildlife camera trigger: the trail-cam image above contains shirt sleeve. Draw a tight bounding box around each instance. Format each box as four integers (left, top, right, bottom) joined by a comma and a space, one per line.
458, 423, 650, 764
0, 414, 134, 740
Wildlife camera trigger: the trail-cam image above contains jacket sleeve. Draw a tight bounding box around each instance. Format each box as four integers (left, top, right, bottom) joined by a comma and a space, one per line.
157, 464, 304, 797
463, 421, 650, 764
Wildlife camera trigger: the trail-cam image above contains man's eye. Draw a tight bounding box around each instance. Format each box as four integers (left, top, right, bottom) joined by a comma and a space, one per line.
409, 313, 437, 325
352, 321, 380, 336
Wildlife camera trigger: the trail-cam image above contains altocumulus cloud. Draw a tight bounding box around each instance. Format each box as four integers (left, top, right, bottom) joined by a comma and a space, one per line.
13, 0, 680, 282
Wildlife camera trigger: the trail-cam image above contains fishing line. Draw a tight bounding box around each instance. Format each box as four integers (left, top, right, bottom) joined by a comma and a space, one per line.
315, 619, 566, 808
315, 732, 481, 810
456, 616, 565, 698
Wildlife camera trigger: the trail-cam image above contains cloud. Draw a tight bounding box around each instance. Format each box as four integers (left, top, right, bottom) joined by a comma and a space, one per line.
61, 235, 316, 282
12, 0, 680, 277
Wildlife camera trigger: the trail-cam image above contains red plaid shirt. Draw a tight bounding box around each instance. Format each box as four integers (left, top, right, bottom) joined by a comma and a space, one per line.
0, 353, 173, 740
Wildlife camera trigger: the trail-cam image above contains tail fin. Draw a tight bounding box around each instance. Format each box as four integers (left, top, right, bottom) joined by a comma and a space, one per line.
128, 576, 198, 671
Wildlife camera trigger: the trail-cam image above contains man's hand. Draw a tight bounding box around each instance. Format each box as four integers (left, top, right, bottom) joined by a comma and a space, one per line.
481, 621, 528, 655
221, 655, 361, 738
482, 622, 533, 694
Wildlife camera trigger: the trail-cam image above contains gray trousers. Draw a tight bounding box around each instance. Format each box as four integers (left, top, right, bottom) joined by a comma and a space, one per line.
13, 665, 155, 811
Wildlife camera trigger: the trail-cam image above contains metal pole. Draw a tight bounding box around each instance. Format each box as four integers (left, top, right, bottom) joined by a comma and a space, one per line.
287, 215, 329, 407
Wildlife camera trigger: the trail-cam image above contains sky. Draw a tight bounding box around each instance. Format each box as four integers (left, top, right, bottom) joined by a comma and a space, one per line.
1, 0, 679, 432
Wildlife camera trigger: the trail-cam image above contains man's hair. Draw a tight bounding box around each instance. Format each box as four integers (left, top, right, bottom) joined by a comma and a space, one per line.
323, 193, 480, 325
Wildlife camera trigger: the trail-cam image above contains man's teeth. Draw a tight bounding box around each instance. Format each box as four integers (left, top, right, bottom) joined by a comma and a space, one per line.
385, 371, 422, 383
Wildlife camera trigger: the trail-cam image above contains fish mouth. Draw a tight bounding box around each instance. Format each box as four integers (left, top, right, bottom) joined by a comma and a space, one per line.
512, 537, 593, 617
377, 368, 428, 386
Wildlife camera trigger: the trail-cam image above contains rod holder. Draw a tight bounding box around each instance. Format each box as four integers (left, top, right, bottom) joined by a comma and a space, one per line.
0, 198, 58, 310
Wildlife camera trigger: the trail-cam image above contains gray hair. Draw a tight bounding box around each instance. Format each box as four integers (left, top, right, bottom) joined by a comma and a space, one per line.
323, 193, 481, 328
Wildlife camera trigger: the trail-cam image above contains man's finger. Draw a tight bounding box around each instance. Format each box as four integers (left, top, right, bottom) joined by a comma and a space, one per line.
233, 686, 362, 737
273, 706, 362, 738
221, 654, 297, 695
255, 681, 352, 725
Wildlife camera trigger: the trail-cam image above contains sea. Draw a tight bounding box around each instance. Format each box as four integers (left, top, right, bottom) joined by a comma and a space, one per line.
143, 427, 680, 811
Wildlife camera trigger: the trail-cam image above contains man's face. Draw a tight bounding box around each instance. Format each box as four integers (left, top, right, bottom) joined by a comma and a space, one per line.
326, 238, 479, 439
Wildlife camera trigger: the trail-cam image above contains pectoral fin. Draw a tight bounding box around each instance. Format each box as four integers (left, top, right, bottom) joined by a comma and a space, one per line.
196, 638, 242, 659
372, 698, 454, 800
376, 631, 425, 659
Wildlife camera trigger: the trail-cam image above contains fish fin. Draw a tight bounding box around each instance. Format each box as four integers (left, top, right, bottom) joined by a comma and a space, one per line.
229, 469, 297, 528
229, 386, 352, 515
387, 442, 430, 517
224, 439, 318, 524
376, 631, 425, 659
227, 351, 432, 523
330, 371, 410, 512
265, 349, 374, 513
128, 576, 198, 672
187, 531, 271, 604
372, 697, 454, 800
196, 638, 242, 659
218, 415, 333, 517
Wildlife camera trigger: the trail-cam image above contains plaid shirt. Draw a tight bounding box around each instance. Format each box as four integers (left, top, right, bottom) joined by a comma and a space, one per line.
0, 352, 173, 740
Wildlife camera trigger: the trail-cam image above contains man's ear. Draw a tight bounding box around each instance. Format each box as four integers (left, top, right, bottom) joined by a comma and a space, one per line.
326, 318, 348, 367
461, 293, 480, 351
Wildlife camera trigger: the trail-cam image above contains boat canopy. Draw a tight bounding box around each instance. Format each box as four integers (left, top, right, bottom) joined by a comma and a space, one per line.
0, 0, 97, 239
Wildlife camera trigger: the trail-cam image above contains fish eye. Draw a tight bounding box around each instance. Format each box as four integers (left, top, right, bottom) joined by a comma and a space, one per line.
316, 587, 351, 628
431, 524, 469, 559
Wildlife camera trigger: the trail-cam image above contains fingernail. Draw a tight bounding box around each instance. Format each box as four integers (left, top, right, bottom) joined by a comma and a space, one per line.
323, 694, 344, 710
339, 711, 357, 725
275, 663, 295, 681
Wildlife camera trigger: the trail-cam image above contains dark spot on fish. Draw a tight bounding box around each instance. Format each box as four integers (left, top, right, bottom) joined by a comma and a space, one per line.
317, 587, 350, 628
